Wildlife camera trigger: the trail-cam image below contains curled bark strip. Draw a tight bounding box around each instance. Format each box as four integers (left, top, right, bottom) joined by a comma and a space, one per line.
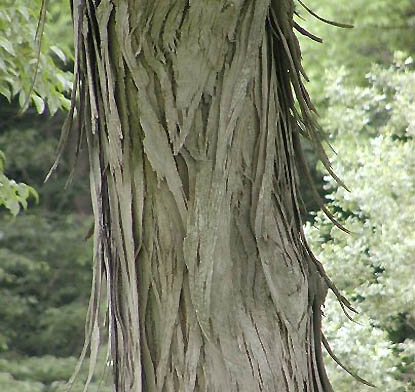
297, 0, 354, 29
293, 21, 323, 43
322, 334, 376, 388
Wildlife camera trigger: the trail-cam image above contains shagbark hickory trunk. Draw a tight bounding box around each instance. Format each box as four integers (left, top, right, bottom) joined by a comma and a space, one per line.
68, 0, 340, 391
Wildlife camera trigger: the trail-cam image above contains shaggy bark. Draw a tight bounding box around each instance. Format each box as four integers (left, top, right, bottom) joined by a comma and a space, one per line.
64, 0, 347, 391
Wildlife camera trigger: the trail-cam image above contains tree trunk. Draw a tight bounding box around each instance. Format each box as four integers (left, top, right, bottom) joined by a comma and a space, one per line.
69, 0, 336, 390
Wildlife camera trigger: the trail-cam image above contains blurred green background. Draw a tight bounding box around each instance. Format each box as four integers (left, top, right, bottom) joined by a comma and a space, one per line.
0, 0, 414, 390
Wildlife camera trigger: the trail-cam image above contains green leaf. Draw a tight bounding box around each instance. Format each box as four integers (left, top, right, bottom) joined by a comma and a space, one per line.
0, 83, 11, 101
58, 95, 71, 111
31, 94, 45, 114
0, 37, 15, 55
0, 150, 5, 171
50, 45, 66, 62
18, 90, 26, 109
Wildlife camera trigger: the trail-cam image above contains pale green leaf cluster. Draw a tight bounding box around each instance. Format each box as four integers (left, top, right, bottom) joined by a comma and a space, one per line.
0, 151, 38, 215
0, 0, 73, 114
305, 58, 415, 391
0, 0, 73, 215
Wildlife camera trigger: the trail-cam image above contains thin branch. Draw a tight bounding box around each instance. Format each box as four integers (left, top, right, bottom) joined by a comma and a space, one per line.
19, 0, 48, 114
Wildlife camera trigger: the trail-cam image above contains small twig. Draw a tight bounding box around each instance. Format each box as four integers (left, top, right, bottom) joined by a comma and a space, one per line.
19, 0, 48, 114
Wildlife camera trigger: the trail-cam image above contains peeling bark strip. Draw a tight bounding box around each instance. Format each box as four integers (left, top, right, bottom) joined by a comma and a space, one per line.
69, 0, 338, 391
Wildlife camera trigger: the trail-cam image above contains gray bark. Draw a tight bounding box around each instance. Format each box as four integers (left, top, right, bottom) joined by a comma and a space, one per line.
66, 0, 340, 391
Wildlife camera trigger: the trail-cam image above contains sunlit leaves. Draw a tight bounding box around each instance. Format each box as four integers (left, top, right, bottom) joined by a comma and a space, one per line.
0, 152, 38, 215
306, 58, 415, 391
0, 0, 73, 115
0, 0, 73, 216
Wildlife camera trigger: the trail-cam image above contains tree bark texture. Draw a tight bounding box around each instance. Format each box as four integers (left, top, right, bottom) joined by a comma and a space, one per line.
68, 0, 339, 391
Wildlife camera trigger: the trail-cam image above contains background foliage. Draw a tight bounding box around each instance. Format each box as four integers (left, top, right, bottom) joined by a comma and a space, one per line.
0, 1, 109, 390
0, 0, 72, 216
0, 0, 413, 390
305, 57, 415, 391
0, 0, 72, 113
296, 2, 415, 390
298, 0, 415, 100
